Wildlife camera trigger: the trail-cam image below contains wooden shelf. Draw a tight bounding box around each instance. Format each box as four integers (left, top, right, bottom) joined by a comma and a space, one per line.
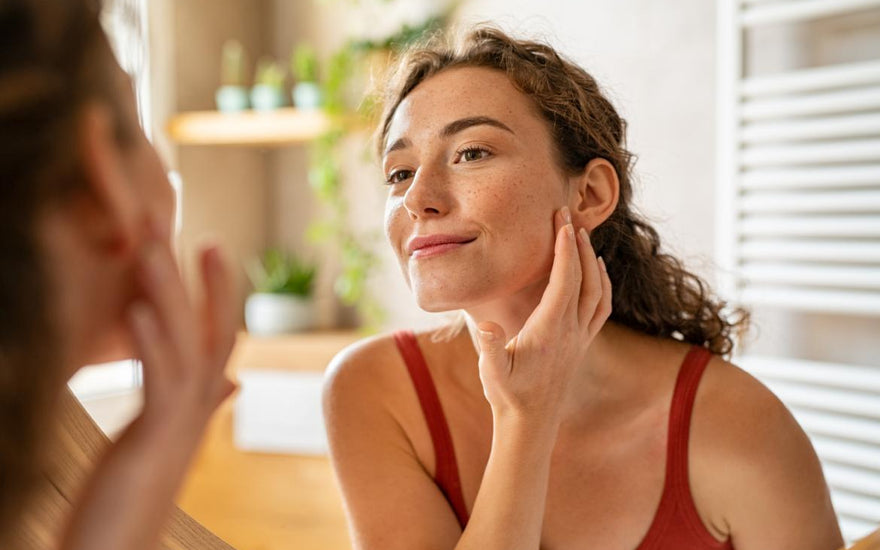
168, 108, 332, 146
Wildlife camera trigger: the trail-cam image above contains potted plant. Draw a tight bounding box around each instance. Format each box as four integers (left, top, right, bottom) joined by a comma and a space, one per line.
250, 57, 286, 111
290, 43, 322, 110
245, 248, 317, 335
215, 40, 249, 112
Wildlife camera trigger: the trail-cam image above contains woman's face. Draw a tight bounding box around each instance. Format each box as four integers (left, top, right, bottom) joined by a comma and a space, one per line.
82, 61, 175, 364
112, 64, 175, 239
383, 66, 571, 312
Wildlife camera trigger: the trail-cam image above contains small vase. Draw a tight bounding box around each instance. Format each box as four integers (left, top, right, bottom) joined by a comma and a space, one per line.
292, 81, 323, 110
250, 84, 286, 111
245, 293, 314, 335
215, 85, 250, 112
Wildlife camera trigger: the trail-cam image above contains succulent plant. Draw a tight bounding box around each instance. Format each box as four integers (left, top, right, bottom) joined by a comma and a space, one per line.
291, 43, 319, 83
254, 57, 285, 88
220, 39, 246, 87
247, 248, 316, 297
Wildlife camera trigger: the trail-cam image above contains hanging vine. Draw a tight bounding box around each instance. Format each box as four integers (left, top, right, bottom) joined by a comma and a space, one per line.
304, 6, 454, 331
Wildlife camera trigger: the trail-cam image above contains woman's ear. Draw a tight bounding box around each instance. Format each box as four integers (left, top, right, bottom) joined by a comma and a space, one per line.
569, 158, 620, 231
75, 102, 139, 256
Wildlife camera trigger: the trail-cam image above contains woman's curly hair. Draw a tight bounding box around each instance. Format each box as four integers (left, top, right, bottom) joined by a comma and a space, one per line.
377, 25, 749, 356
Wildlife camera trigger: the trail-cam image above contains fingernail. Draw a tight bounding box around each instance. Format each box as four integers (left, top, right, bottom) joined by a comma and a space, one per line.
598, 256, 607, 272
566, 224, 575, 239
561, 206, 572, 225
479, 329, 495, 342
579, 227, 589, 244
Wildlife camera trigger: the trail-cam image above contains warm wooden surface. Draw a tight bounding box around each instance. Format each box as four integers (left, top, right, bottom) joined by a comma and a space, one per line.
176, 331, 361, 550
167, 108, 331, 146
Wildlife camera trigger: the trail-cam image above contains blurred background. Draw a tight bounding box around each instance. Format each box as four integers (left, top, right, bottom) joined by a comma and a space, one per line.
67, 1, 880, 548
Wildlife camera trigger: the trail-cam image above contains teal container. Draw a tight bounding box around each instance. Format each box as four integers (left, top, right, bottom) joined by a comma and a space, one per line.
292, 82, 323, 110
215, 85, 249, 112
250, 84, 286, 111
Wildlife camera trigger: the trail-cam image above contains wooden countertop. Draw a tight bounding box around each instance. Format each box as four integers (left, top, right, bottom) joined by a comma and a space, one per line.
176, 331, 361, 550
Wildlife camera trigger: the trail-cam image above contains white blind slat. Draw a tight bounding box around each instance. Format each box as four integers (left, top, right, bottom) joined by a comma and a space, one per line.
832, 491, 880, 523
741, 165, 880, 189
792, 410, 880, 445
740, 263, 880, 289
823, 463, 880, 496
742, 87, 880, 121
740, 189, 880, 214
740, 139, 880, 168
741, 113, 880, 144
742, 59, 880, 97
742, 356, 880, 393
740, 239, 880, 263
740, 286, 880, 315
755, 381, 880, 420
739, 215, 880, 238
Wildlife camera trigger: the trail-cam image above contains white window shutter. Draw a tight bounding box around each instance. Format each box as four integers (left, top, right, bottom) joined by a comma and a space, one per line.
717, 0, 880, 542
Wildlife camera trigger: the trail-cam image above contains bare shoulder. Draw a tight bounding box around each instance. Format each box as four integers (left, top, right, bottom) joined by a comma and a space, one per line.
323, 332, 404, 407
690, 355, 841, 548
692, 355, 808, 463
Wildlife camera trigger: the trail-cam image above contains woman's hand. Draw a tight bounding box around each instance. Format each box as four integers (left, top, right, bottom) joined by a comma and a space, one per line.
58, 219, 238, 550
128, 219, 237, 436
476, 206, 612, 426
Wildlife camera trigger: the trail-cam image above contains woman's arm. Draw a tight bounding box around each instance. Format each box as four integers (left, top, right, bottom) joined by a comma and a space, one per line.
325, 208, 611, 550
58, 231, 237, 550
692, 362, 843, 550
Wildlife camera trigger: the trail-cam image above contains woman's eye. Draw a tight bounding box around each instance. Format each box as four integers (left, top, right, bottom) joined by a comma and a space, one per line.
385, 169, 413, 185
456, 147, 491, 163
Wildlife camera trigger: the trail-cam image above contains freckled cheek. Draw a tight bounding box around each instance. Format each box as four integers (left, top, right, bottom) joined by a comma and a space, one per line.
384, 199, 409, 259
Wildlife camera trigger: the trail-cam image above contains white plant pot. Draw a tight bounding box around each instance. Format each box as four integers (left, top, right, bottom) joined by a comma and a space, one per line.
245, 293, 314, 335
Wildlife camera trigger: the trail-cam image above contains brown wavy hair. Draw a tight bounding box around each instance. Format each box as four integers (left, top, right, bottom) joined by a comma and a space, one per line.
377, 26, 748, 356
0, 0, 129, 533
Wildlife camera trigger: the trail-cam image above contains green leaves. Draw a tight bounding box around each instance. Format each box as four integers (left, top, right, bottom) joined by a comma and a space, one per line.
254, 57, 285, 88
291, 43, 320, 82
221, 40, 246, 87
247, 248, 316, 297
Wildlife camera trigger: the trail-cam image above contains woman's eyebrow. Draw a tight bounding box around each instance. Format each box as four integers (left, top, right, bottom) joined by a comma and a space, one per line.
441, 116, 514, 137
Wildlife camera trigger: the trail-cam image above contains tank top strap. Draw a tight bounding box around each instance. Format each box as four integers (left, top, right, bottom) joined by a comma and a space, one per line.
392, 330, 470, 528
665, 345, 713, 504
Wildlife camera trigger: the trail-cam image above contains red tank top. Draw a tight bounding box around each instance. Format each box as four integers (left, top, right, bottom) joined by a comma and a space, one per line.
393, 330, 734, 550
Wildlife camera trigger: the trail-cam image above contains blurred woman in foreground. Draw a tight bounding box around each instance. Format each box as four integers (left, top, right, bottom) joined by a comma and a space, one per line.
1, 0, 235, 547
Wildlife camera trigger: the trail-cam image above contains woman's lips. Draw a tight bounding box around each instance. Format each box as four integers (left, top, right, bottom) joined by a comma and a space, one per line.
407, 234, 477, 259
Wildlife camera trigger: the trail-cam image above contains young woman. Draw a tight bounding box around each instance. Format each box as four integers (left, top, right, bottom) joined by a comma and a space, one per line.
1, 0, 235, 548
324, 27, 843, 550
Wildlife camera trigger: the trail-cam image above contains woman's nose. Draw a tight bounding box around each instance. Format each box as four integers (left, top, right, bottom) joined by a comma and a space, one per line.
403, 166, 450, 219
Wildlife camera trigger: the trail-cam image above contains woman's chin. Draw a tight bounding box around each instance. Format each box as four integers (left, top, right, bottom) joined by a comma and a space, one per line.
415, 295, 459, 313
413, 286, 482, 313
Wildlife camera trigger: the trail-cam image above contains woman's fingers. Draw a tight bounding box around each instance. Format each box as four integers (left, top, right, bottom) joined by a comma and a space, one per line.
137, 239, 195, 366
532, 208, 582, 327
587, 257, 613, 337
127, 301, 171, 388
476, 321, 510, 402
199, 245, 236, 367
575, 228, 604, 327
